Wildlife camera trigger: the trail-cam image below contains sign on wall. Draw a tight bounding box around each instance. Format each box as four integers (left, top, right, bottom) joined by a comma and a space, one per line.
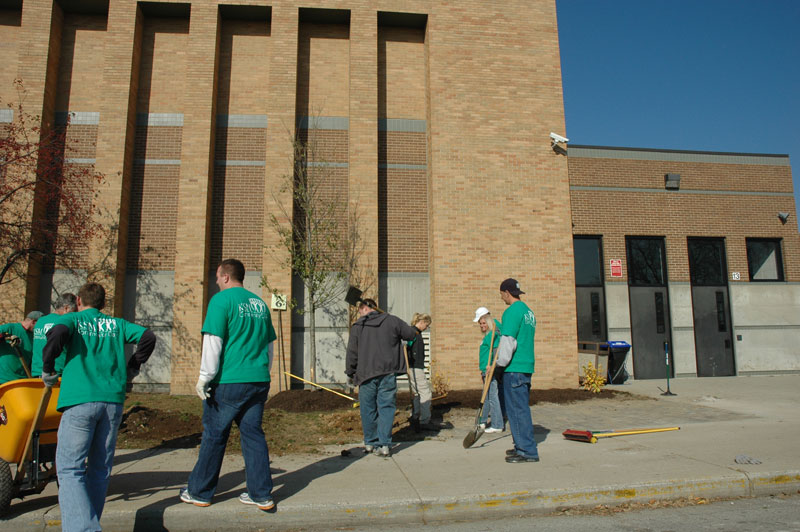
610, 259, 623, 278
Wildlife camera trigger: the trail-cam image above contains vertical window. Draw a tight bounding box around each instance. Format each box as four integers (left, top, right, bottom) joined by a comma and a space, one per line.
573, 237, 603, 286
626, 237, 667, 286
746, 238, 784, 281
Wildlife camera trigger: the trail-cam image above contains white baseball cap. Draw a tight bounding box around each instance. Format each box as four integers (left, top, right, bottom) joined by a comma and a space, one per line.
473, 307, 490, 322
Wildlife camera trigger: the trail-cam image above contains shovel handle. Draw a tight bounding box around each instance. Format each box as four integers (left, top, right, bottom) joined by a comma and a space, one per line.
13, 344, 32, 378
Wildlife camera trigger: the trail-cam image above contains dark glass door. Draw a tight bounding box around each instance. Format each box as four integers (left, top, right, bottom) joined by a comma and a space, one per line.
688, 238, 735, 376
627, 237, 672, 379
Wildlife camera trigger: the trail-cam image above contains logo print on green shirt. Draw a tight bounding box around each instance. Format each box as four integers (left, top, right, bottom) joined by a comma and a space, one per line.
239, 298, 267, 318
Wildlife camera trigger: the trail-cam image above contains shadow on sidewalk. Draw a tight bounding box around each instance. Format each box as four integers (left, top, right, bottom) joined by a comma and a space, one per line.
469, 424, 552, 450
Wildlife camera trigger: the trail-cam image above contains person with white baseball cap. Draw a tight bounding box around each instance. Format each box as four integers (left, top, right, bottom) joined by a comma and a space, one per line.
473, 307, 504, 433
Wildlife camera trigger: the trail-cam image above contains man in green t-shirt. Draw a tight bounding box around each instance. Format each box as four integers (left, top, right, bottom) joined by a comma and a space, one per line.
495, 278, 539, 463
31, 293, 78, 377
180, 258, 277, 512
42, 282, 156, 532
0, 310, 43, 384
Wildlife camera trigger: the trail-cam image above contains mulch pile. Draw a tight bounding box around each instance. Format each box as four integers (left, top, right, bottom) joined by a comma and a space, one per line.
265, 387, 629, 412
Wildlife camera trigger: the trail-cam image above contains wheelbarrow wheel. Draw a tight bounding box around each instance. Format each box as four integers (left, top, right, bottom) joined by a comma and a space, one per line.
0, 458, 12, 517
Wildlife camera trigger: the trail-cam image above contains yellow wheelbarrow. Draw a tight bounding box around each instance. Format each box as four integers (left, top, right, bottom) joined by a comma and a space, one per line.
0, 378, 61, 516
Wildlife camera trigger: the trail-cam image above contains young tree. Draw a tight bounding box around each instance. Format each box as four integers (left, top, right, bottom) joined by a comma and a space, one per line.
266, 120, 372, 384
0, 80, 105, 286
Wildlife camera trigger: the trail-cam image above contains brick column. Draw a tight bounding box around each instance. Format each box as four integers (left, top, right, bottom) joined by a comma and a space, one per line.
15, 0, 62, 315
348, 8, 379, 293
170, 4, 220, 394
263, 6, 298, 390
92, 2, 142, 314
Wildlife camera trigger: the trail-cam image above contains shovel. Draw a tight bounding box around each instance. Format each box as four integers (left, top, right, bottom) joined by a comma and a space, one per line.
463, 325, 499, 449
345, 286, 384, 313
9, 338, 32, 378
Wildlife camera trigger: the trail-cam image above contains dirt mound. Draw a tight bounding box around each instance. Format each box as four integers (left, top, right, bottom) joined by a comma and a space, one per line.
116, 387, 635, 454
266, 389, 358, 412
264, 387, 629, 413
117, 405, 202, 448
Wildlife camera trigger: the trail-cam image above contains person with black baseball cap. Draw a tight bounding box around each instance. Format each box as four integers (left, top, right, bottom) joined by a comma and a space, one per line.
495, 278, 540, 463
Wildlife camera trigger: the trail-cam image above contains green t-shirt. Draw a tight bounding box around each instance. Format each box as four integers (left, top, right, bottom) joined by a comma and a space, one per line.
478, 319, 502, 373
201, 287, 277, 384
31, 312, 69, 377
0, 322, 33, 384
56, 308, 147, 410
501, 300, 536, 374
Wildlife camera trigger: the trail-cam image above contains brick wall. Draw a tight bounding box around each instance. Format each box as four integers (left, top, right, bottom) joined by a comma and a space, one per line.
2, 0, 590, 393
569, 151, 800, 284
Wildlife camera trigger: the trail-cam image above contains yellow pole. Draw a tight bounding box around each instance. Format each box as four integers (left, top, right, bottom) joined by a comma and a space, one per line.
284, 371, 359, 406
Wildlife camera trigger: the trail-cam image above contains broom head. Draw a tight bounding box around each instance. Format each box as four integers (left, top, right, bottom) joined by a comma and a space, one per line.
562, 429, 597, 443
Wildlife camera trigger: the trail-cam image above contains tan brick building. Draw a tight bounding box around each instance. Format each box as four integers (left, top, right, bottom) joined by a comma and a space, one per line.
1, 1, 797, 393
1, 0, 574, 394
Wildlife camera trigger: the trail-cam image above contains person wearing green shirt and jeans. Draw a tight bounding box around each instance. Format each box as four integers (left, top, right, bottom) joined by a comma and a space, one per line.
180, 258, 277, 511
42, 282, 156, 532
474, 307, 504, 433
0, 310, 42, 384
495, 278, 539, 463
31, 292, 78, 377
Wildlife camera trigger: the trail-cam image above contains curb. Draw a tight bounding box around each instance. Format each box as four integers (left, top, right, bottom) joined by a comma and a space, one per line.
79, 470, 800, 531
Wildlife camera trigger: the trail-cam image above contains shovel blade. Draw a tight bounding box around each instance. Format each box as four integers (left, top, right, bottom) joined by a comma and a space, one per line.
345, 286, 363, 306
462, 426, 484, 449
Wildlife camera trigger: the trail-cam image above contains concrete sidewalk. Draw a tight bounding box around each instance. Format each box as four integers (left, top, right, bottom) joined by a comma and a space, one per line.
2, 374, 798, 531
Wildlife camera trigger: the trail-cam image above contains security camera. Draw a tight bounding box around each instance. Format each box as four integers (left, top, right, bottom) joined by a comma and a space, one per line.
550, 132, 569, 145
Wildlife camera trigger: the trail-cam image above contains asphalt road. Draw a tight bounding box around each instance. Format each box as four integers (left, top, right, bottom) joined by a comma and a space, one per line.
340, 493, 800, 532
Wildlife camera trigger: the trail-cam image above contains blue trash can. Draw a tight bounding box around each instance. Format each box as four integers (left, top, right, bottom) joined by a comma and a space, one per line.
602, 341, 631, 384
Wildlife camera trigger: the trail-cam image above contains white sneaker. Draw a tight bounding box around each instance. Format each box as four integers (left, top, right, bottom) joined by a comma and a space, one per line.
478, 423, 486, 430
239, 492, 275, 511
179, 487, 210, 507
373, 446, 391, 458
485, 427, 503, 434
364, 444, 374, 453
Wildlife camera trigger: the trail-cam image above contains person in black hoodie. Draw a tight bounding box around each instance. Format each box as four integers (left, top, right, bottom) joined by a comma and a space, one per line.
345, 299, 417, 458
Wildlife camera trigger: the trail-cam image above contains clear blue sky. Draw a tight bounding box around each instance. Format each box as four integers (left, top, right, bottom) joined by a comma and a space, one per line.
556, 0, 800, 228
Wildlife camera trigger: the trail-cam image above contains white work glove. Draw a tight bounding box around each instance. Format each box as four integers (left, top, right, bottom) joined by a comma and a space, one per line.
195, 377, 211, 400
42, 372, 59, 387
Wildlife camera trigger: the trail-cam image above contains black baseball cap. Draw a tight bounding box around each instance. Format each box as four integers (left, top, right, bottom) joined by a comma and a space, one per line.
500, 278, 525, 296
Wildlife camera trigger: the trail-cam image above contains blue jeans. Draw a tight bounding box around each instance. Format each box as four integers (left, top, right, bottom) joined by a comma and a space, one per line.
480, 374, 504, 430
358, 374, 397, 447
187, 382, 272, 502
503, 372, 538, 459
56, 401, 124, 532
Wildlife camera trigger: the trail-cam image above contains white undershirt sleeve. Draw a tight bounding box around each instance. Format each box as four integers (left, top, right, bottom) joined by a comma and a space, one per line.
199, 334, 223, 382
268, 341, 274, 372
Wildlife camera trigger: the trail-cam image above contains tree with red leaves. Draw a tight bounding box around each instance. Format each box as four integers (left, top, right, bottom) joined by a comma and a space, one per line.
0, 80, 105, 285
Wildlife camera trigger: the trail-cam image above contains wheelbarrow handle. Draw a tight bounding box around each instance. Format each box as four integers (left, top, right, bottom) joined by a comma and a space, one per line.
15, 385, 53, 482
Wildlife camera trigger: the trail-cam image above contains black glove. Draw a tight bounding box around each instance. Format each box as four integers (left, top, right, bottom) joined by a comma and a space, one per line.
5, 334, 21, 347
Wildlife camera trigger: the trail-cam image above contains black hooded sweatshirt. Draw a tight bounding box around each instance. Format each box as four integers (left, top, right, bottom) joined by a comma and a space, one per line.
345, 311, 418, 386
